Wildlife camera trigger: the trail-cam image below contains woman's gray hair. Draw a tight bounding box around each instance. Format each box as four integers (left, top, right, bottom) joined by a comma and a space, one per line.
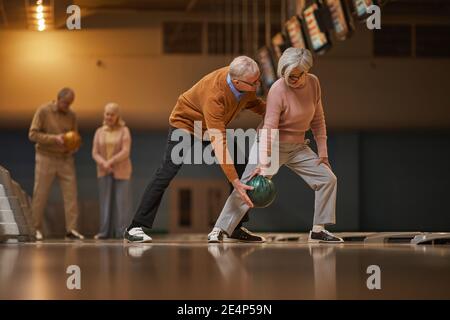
277, 47, 313, 84
229, 56, 260, 79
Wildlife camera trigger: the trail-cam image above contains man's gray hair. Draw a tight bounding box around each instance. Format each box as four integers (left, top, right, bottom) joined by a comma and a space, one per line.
229, 56, 260, 79
57, 87, 75, 100
277, 48, 313, 84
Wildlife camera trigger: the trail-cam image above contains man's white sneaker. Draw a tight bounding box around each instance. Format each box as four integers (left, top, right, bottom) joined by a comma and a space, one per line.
124, 227, 153, 243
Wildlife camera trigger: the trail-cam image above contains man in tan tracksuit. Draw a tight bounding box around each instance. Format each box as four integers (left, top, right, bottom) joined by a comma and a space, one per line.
29, 87, 84, 240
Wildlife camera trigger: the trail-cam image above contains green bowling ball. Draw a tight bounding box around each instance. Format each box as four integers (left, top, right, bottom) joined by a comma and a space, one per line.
246, 175, 276, 208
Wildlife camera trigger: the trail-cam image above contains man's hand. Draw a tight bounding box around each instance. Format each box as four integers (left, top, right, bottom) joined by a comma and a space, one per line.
55, 134, 65, 146
317, 157, 331, 169
232, 178, 255, 208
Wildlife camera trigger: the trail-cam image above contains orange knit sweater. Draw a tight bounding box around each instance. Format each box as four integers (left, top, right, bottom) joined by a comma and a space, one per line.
169, 67, 266, 182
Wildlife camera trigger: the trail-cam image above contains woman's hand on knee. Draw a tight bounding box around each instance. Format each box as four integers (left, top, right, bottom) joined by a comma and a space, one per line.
232, 179, 254, 208
317, 157, 331, 169
250, 167, 261, 179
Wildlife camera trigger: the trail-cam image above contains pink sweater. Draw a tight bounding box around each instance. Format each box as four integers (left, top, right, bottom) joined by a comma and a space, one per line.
263, 74, 328, 157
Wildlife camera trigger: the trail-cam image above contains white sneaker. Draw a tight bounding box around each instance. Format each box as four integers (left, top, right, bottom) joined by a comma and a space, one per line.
124, 227, 153, 243
35, 230, 43, 241
208, 227, 225, 243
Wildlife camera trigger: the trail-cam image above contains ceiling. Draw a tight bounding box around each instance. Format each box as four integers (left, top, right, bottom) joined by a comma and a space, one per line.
1, 0, 450, 30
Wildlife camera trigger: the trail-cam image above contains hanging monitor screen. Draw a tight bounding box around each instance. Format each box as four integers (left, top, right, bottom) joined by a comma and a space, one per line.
303, 3, 332, 54
352, 0, 377, 21
285, 16, 308, 49
257, 47, 277, 91
325, 0, 354, 40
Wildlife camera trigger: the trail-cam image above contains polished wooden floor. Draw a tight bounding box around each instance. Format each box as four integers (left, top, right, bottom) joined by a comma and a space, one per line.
1, 234, 450, 300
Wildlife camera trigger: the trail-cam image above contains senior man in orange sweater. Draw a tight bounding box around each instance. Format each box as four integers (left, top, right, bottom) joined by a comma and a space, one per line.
124, 56, 266, 243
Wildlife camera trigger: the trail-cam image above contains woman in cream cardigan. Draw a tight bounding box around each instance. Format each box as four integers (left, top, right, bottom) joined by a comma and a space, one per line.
92, 103, 132, 239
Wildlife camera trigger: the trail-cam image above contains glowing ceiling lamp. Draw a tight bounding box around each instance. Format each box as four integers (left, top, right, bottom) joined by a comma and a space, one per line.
27, 0, 53, 31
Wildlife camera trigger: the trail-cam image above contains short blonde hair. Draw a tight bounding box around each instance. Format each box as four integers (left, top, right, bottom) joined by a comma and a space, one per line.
103, 102, 125, 127
277, 48, 313, 85
229, 56, 260, 79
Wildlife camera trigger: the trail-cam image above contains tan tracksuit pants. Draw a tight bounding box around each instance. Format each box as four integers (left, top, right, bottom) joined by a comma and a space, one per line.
31, 152, 79, 231
215, 141, 338, 236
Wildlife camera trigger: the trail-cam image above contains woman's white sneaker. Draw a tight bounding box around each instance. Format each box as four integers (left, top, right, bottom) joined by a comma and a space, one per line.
208, 227, 225, 243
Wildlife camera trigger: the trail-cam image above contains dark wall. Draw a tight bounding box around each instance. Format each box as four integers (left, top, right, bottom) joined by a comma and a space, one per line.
1, 128, 450, 234
360, 132, 450, 232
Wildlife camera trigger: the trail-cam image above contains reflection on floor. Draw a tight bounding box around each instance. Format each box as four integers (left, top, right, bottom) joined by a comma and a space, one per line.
1, 233, 450, 299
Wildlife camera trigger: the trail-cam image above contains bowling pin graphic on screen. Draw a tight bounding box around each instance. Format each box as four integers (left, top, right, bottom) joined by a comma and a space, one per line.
324, 0, 355, 41
351, 0, 378, 21
285, 15, 309, 49
303, 1, 332, 54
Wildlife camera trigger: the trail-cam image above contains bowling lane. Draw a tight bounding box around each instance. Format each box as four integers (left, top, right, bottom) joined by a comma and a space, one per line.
1, 237, 450, 299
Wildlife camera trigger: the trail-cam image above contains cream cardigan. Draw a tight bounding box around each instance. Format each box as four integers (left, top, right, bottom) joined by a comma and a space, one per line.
92, 125, 132, 180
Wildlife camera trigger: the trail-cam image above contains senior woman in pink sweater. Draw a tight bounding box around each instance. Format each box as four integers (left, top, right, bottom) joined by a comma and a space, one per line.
209, 47, 343, 243
92, 103, 133, 239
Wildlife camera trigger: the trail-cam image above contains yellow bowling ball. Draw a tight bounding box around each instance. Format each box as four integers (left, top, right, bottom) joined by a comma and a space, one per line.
63, 131, 82, 151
